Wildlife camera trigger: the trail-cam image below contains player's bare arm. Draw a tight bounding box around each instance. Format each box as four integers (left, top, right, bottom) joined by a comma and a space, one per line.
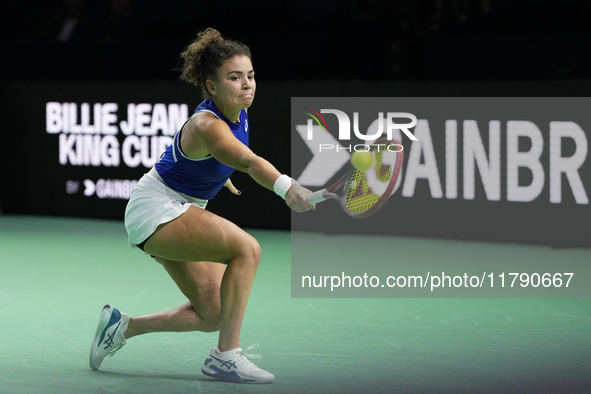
184, 113, 312, 211
185, 112, 280, 190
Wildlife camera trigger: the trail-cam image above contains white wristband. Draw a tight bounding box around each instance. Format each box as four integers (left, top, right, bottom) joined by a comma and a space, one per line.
273, 174, 298, 200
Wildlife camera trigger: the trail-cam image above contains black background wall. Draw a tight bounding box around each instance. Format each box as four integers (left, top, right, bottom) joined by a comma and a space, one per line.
1, 0, 591, 247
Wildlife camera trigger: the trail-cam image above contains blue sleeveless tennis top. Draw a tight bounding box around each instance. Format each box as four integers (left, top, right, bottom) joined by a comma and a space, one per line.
155, 100, 249, 200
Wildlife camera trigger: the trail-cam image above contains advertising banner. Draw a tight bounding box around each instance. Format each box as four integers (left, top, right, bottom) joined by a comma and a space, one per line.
0, 81, 290, 228
291, 97, 591, 298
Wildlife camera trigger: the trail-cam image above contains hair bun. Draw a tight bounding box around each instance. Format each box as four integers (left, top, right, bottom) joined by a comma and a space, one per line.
198, 28, 224, 46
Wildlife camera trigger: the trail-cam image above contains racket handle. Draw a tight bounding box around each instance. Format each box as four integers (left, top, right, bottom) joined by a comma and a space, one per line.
307, 190, 327, 205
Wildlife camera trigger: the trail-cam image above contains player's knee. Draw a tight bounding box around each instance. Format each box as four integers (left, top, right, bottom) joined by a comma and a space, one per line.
234, 234, 260, 270
245, 235, 261, 270
200, 312, 221, 332
197, 301, 221, 332
249, 236, 261, 264
190, 297, 221, 332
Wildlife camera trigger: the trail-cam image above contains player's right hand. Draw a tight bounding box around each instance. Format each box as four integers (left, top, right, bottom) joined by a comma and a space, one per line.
286, 184, 315, 213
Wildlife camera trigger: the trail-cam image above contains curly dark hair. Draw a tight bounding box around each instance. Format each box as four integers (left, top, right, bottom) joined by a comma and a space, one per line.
179, 28, 252, 99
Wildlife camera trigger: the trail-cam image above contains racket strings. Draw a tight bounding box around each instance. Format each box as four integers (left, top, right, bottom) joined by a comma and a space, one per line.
343, 148, 394, 214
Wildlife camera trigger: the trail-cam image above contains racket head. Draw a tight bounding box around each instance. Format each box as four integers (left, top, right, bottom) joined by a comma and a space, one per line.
323, 138, 404, 218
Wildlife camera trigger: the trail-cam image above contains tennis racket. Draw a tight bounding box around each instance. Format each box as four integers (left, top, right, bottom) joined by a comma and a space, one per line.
306, 137, 404, 218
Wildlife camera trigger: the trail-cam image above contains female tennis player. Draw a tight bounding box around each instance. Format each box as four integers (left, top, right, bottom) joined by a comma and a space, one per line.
89, 28, 313, 384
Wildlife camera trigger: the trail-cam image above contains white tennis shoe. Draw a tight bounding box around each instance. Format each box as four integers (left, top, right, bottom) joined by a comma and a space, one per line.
89, 304, 130, 370
201, 344, 274, 384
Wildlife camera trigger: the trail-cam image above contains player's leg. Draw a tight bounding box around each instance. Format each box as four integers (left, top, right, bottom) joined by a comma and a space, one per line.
124, 260, 226, 338
143, 205, 260, 352
143, 206, 273, 383
91, 259, 222, 371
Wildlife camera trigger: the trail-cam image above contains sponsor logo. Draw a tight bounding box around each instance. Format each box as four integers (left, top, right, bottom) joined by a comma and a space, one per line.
295, 107, 589, 204
46, 102, 188, 168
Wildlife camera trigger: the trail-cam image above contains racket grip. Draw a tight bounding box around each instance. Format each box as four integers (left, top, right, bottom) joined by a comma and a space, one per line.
306, 190, 327, 205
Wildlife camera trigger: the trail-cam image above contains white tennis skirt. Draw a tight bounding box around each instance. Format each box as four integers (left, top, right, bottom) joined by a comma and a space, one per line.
125, 168, 208, 249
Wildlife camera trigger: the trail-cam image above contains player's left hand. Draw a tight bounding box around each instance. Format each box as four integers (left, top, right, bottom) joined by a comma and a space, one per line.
224, 178, 242, 195
286, 184, 315, 212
